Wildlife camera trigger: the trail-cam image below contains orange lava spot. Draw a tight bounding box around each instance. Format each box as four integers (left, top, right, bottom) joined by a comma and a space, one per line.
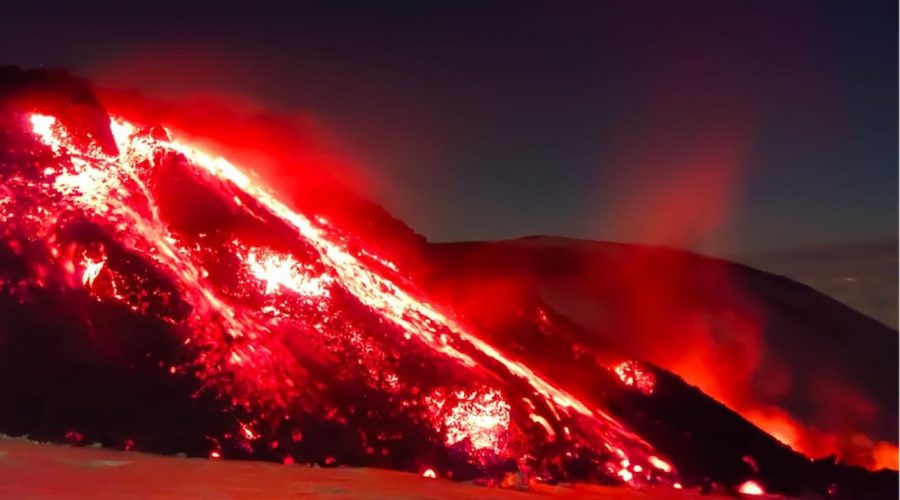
872, 441, 899, 470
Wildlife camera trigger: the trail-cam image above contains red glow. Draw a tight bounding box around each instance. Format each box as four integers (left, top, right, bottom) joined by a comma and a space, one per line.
743, 407, 900, 471
64, 431, 83, 444
743, 408, 802, 449
873, 442, 899, 470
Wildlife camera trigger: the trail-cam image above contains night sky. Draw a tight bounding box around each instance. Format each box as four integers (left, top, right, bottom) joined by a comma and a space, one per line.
2, 1, 896, 256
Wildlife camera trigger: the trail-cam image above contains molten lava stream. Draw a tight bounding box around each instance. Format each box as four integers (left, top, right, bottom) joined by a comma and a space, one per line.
18, 111, 681, 487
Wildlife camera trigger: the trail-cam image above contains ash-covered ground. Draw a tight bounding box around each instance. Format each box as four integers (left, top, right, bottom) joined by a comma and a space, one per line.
0, 436, 776, 499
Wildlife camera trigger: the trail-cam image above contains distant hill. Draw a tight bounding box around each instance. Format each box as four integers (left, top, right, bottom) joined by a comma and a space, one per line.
737, 241, 897, 329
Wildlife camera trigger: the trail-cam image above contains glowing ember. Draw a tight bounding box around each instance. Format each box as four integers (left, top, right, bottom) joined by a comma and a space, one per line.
239, 422, 258, 441
613, 361, 656, 395
422, 468, 437, 479
648, 455, 673, 473
81, 255, 106, 287
738, 480, 765, 496
527, 413, 556, 441
29, 114, 57, 146
244, 247, 332, 297
427, 388, 511, 453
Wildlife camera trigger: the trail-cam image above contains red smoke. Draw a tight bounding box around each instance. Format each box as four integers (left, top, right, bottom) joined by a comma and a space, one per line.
93, 87, 425, 268
587, 103, 897, 469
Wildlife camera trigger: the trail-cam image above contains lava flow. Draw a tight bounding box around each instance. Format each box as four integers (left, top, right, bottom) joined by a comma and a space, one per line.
0, 103, 679, 489
1, 69, 896, 499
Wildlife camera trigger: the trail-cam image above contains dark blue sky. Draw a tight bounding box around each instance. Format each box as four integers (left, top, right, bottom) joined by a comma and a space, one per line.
2, 1, 896, 255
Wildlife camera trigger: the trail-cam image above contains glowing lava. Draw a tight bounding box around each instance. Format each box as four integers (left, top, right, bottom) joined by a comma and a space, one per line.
80, 255, 106, 287
613, 360, 656, 395
738, 480, 765, 496
9, 111, 680, 487
427, 387, 511, 453
244, 247, 332, 297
